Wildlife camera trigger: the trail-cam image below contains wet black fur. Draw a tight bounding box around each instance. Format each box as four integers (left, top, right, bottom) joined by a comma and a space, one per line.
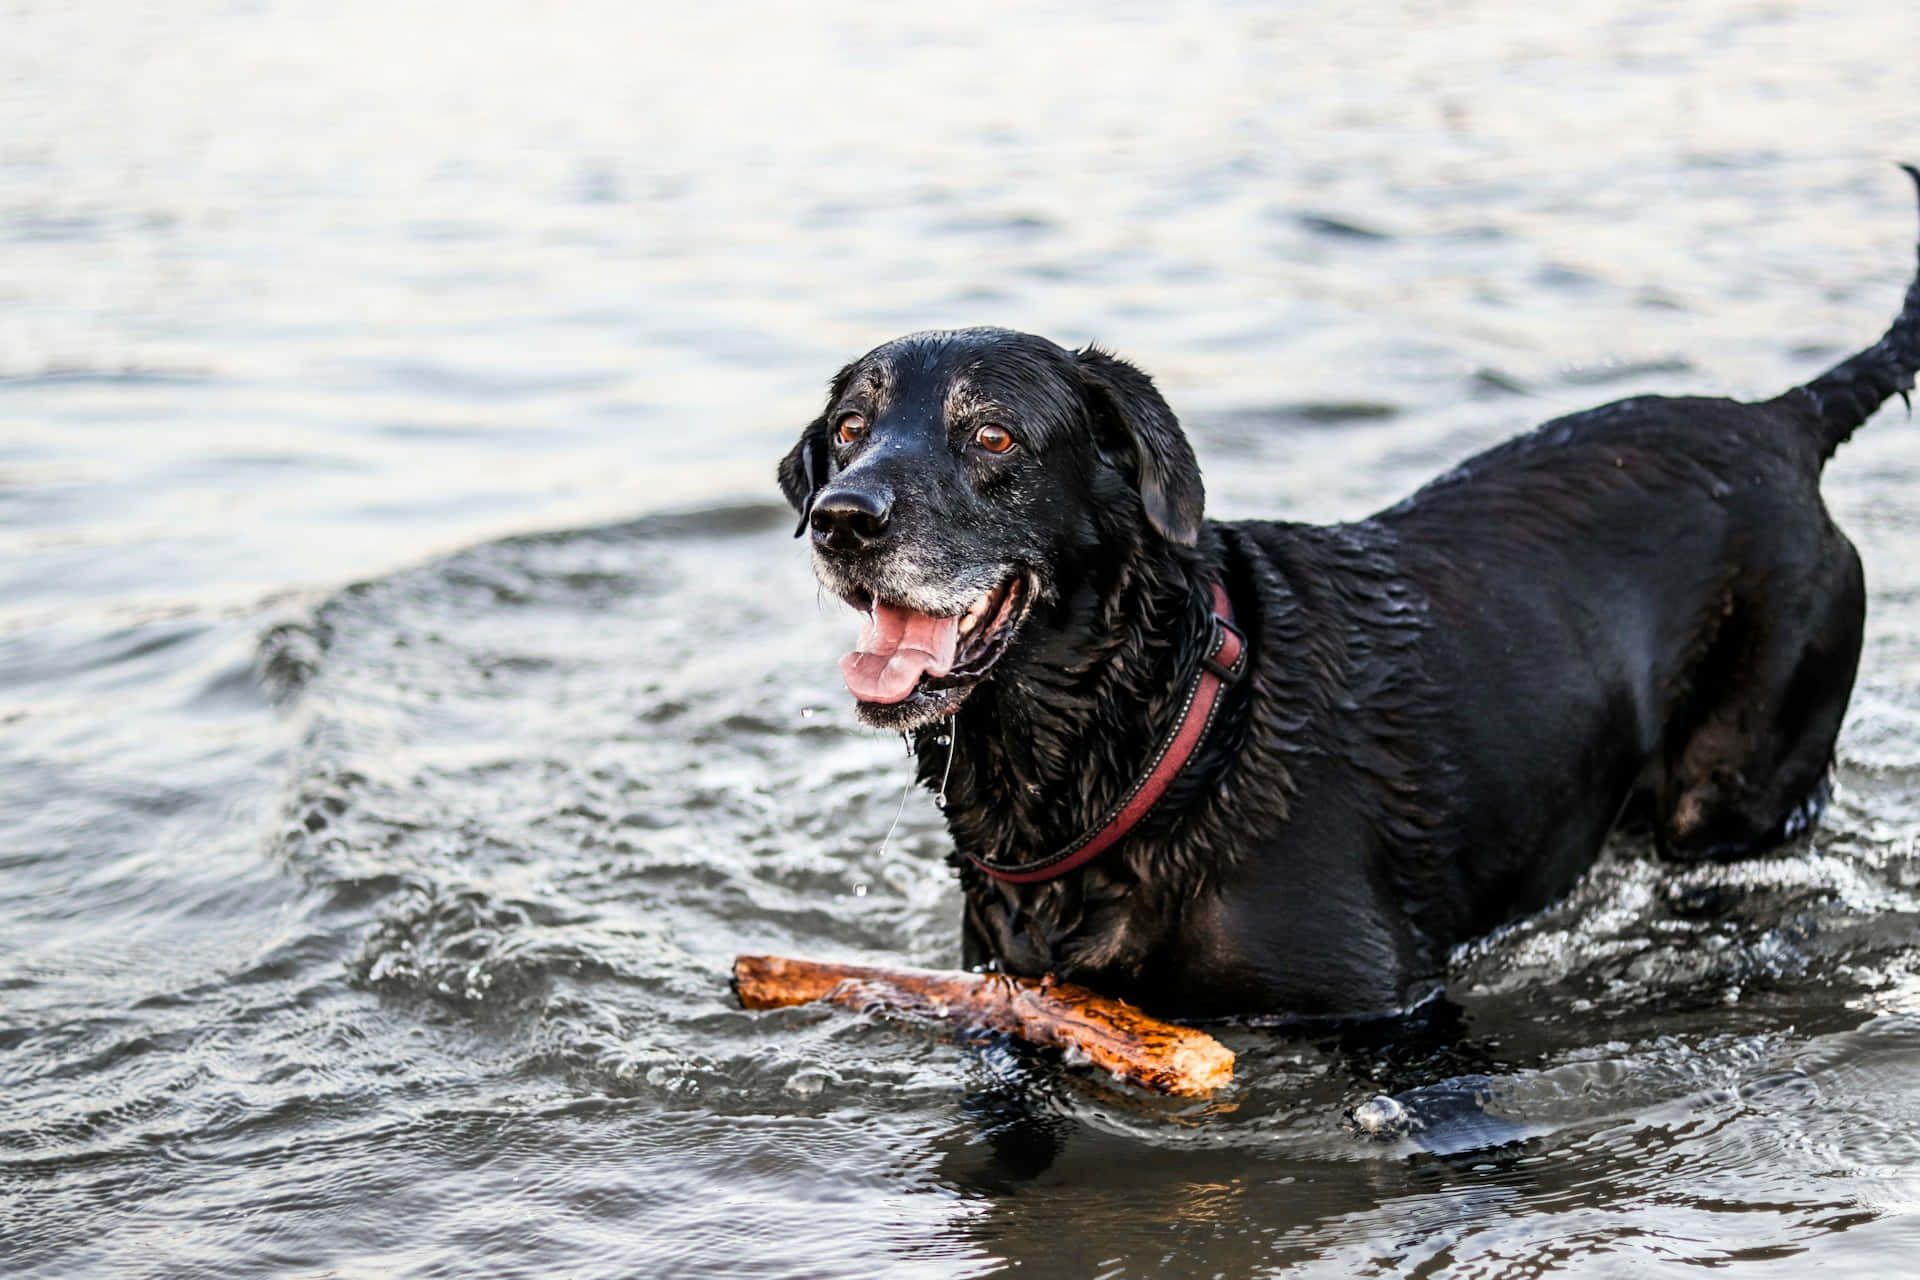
778, 171, 1920, 1020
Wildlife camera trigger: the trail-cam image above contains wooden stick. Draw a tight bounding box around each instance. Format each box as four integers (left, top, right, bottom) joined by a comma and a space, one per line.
732, 953, 1235, 1097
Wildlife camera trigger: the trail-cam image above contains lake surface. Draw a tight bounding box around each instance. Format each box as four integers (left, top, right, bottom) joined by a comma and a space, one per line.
8, 2, 1920, 1275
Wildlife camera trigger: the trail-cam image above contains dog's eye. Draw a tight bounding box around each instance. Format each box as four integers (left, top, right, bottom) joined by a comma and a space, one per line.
835, 414, 867, 445
974, 424, 1016, 454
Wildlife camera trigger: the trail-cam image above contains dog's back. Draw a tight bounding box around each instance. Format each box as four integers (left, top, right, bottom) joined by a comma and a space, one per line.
1208, 172, 1920, 1002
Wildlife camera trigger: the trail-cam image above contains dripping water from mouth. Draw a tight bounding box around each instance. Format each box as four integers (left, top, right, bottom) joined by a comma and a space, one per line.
875, 717, 958, 883
936, 719, 958, 811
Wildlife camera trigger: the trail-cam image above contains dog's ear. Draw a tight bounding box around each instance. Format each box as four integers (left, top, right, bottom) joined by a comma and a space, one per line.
1073, 346, 1205, 547
778, 362, 858, 537
777, 414, 830, 537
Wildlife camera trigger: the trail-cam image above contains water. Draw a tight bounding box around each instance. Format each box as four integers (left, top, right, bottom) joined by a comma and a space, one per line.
7, 1, 1920, 1274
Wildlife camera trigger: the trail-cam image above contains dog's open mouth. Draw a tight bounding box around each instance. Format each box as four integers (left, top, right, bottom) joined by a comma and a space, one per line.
839, 574, 1026, 707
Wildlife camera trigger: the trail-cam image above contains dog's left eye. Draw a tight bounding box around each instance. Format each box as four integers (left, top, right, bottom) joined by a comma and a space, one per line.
835, 414, 867, 445
974, 424, 1016, 454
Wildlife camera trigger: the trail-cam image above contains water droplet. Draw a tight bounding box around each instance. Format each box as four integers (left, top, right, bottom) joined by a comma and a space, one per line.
853, 883, 868, 897
800, 706, 816, 718
784, 1066, 834, 1097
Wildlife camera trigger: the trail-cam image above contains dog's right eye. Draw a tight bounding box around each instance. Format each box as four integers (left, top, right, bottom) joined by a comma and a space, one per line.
835, 414, 867, 445
974, 424, 1016, 454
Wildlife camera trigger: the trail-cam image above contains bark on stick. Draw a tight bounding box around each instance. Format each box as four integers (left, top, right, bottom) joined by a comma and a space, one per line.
732, 953, 1234, 1097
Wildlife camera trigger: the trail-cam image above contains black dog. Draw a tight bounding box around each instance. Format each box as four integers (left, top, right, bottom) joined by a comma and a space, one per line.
778, 171, 1920, 1020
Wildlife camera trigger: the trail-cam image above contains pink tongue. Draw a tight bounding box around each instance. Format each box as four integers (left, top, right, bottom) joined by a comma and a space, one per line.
840, 601, 961, 704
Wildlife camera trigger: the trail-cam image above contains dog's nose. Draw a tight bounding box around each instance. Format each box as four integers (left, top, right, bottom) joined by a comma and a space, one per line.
810, 487, 891, 553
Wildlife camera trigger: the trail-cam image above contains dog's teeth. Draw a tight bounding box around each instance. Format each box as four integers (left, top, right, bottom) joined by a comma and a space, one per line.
954, 585, 1005, 641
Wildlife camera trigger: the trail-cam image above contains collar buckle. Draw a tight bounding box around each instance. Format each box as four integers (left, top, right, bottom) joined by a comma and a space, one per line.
1203, 614, 1247, 684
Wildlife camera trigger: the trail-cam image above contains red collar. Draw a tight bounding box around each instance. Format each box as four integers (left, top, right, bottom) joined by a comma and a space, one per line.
965, 581, 1246, 884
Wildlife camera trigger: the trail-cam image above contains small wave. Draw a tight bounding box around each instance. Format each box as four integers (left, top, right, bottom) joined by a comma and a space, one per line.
1293, 212, 1395, 242
1559, 354, 1696, 386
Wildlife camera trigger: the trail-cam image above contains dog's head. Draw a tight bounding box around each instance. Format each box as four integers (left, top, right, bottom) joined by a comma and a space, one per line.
778, 327, 1205, 730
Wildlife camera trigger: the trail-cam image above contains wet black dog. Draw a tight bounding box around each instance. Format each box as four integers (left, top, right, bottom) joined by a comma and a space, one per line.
778, 172, 1920, 1020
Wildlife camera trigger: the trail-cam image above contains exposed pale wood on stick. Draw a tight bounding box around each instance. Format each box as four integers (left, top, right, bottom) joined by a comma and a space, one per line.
732, 953, 1235, 1096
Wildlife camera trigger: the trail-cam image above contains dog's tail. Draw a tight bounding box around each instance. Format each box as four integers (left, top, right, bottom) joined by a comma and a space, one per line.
1779, 164, 1920, 461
